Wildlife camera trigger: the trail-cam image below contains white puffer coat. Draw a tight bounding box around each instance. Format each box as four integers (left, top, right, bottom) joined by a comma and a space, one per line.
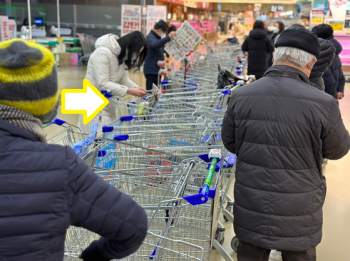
78, 34, 138, 135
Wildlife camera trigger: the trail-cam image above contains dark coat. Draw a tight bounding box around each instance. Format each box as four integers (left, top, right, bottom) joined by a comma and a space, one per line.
0, 119, 147, 261
310, 38, 335, 91
267, 32, 277, 67
144, 30, 171, 75
323, 37, 345, 98
242, 28, 274, 79
222, 65, 350, 252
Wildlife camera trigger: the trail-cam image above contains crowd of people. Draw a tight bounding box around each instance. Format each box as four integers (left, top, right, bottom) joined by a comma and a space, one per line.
0, 19, 349, 261
242, 20, 345, 103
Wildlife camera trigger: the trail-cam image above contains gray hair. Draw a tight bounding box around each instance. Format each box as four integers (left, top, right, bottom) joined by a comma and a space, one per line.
274, 46, 316, 67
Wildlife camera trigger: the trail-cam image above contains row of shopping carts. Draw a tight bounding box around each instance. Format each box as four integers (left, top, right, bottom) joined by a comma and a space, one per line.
44, 41, 251, 261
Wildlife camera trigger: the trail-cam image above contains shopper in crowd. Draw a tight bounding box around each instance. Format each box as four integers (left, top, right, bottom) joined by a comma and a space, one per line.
267, 22, 278, 42
309, 38, 336, 91
78, 31, 148, 135
144, 20, 176, 91
0, 39, 147, 261
222, 27, 350, 261
233, 23, 248, 38
267, 22, 278, 67
275, 21, 285, 35
242, 20, 274, 79
312, 24, 345, 102
290, 23, 304, 28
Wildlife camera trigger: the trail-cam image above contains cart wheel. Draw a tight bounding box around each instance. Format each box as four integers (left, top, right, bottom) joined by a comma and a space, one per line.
223, 205, 232, 222
231, 236, 239, 252
213, 227, 225, 248
219, 237, 225, 245
223, 202, 234, 222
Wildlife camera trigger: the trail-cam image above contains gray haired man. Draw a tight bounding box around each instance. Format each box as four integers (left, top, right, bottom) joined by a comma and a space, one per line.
221, 27, 350, 261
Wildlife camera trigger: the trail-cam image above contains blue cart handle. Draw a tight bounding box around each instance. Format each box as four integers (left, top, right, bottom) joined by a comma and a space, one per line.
101, 90, 113, 98
42, 118, 66, 128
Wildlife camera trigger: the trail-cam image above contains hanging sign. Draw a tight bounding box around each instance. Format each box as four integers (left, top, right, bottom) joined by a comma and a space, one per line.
312, 17, 323, 24
329, 20, 344, 31
0, 16, 9, 41
164, 21, 202, 62
146, 6, 167, 35
312, 10, 324, 15
121, 5, 141, 36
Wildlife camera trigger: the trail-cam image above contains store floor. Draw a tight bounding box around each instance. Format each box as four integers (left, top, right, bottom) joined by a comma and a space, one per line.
50, 66, 350, 261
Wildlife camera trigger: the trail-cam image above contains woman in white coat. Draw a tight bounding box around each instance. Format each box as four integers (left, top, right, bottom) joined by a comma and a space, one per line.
78, 32, 148, 135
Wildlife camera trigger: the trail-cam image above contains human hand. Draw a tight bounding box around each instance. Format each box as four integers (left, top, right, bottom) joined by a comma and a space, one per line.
169, 32, 177, 39
337, 92, 344, 100
126, 87, 147, 97
80, 241, 108, 261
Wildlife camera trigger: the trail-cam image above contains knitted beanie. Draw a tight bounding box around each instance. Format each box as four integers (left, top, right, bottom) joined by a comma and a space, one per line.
0, 39, 58, 124
275, 27, 321, 58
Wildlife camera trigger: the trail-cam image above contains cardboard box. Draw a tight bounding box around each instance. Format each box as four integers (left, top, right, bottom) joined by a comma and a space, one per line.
58, 53, 71, 67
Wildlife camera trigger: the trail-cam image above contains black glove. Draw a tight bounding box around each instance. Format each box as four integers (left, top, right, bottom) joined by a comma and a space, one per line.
80, 240, 109, 261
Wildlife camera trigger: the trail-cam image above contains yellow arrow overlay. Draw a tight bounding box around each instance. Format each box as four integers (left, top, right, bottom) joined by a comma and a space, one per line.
61, 79, 109, 124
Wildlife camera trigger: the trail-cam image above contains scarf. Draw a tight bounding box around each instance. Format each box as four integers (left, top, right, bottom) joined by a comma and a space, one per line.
0, 104, 47, 142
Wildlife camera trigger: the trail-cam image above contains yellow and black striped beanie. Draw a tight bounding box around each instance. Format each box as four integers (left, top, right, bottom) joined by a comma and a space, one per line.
0, 39, 59, 124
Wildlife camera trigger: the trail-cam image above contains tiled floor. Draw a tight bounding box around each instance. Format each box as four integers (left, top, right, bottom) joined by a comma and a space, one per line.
50, 66, 350, 261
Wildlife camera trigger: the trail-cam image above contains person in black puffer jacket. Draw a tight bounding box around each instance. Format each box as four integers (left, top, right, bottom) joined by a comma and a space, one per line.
242, 20, 274, 79
312, 24, 345, 101
266, 22, 277, 68
309, 38, 336, 91
0, 40, 147, 261
222, 27, 350, 261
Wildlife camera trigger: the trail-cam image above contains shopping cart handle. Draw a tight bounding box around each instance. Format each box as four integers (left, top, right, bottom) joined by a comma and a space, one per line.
101, 90, 113, 98
184, 156, 219, 206
43, 118, 66, 128
114, 135, 129, 141
120, 115, 133, 122
98, 150, 107, 157
54, 118, 66, 125
102, 126, 114, 133
221, 90, 231, 95
183, 186, 216, 205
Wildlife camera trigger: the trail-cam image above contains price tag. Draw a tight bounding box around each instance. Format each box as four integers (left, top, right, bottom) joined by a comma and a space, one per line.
57, 37, 63, 43
27, 39, 35, 43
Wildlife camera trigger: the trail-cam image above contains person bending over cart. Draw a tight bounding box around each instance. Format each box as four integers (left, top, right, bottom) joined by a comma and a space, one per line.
78, 32, 148, 136
222, 27, 350, 261
0, 39, 147, 261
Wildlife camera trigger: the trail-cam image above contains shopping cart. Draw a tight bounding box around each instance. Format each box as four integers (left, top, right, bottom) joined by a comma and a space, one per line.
76, 33, 96, 65
43, 118, 88, 147
64, 139, 207, 260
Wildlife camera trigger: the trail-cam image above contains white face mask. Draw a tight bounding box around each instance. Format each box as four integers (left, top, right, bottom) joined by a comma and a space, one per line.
160, 33, 165, 38
273, 27, 279, 34
267, 26, 274, 32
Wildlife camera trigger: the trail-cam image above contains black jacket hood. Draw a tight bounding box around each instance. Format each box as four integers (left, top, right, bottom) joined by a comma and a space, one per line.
328, 36, 342, 55
249, 28, 267, 40
309, 38, 335, 91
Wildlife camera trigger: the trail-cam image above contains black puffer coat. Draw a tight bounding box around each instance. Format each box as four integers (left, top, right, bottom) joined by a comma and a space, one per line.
0, 119, 147, 261
310, 38, 335, 91
323, 37, 345, 98
267, 32, 278, 67
242, 28, 274, 79
222, 65, 350, 251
